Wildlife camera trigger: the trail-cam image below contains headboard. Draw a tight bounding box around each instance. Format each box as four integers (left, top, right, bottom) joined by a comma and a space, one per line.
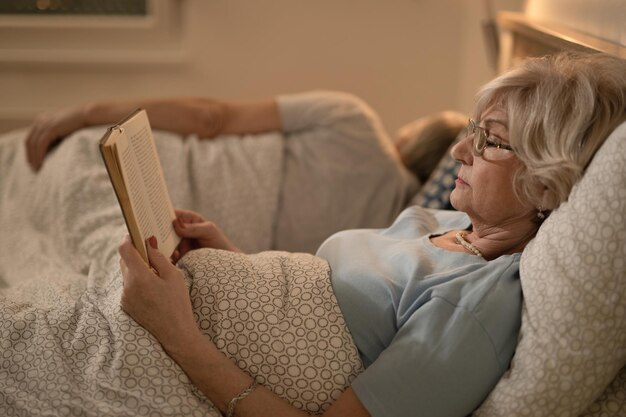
496, 11, 626, 72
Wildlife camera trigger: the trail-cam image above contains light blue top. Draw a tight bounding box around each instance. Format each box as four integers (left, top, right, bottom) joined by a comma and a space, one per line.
316, 206, 522, 417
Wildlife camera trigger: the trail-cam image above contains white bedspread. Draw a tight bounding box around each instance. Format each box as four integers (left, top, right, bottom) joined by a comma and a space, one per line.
0, 126, 284, 286
0, 128, 363, 415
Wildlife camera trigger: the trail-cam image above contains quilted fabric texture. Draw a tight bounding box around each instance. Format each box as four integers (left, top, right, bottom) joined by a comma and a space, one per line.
409, 148, 459, 210
179, 248, 364, 414
474, 121, 626, 417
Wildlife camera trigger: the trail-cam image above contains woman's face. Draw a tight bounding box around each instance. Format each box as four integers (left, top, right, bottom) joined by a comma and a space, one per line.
449, 107, 534, 227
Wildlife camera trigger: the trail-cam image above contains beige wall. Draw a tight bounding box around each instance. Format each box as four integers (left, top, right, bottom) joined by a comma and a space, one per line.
0, 0, 524, 137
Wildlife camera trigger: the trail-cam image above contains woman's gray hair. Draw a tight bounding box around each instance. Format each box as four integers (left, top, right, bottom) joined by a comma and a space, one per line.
473, 51, 626, 211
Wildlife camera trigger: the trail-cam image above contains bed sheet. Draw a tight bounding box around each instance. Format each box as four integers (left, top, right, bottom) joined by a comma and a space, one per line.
0, 128, 362, 415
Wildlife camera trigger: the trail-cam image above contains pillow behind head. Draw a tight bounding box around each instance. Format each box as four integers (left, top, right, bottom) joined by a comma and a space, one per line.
474, 121, 626, 416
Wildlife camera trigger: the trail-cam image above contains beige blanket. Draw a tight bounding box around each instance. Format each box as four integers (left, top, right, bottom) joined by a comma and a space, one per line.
180, 249, 363, 414
0, 247, 362, 416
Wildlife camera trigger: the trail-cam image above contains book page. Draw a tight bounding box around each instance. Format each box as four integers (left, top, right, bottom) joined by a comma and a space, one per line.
116, 111, 179, 260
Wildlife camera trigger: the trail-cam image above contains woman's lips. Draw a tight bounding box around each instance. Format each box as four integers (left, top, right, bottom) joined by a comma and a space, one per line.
455, 177, 468, 186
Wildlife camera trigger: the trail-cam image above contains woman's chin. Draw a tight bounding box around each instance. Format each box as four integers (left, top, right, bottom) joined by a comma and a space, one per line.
449, 190, 463, 211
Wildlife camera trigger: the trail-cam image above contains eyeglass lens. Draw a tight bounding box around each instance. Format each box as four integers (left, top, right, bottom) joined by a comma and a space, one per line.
467, 119, 486, 156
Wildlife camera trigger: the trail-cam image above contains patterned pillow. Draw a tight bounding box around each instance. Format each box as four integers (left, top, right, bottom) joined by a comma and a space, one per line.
474, 121, 626, 416
410, 141, 460, 210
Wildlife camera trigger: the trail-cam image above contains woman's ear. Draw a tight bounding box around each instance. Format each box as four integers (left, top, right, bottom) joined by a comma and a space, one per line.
539, 186, 555, 211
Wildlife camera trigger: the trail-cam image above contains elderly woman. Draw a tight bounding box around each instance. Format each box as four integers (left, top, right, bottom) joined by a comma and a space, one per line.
18, 52, 626, 417
112, 51, 626, 417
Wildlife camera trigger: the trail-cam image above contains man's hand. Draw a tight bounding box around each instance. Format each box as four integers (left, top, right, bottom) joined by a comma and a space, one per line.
25, 105, 89, 171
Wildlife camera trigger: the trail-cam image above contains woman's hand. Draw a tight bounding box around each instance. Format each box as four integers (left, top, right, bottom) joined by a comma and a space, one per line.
25, 105, 90, 171
171, 208, 241, 263
119, 235, 202, 355
119, 234, 373, 417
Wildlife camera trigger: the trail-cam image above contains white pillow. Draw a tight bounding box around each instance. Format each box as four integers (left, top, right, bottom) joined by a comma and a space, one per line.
474, 120, 626, 417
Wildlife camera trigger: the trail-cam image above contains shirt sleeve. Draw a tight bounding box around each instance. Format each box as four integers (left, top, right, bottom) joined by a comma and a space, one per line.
272, 91, 419, 253
276, 91, 388, 138
351, 271, 521, 417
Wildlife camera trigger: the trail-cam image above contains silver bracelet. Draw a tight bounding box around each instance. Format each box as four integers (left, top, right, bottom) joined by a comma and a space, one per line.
226, 380, 259, 417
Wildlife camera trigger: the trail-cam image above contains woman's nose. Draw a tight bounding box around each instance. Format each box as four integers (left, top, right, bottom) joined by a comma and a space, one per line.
450, 134, 473, 165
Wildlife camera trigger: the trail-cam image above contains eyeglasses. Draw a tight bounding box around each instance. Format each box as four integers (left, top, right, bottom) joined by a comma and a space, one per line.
466, 118, 515, 160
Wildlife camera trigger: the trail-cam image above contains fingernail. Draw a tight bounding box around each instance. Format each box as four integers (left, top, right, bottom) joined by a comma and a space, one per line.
148, 236, 158, 249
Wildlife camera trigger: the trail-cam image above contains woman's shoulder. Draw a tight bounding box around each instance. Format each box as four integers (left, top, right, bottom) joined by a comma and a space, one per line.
429, 252, 522, 326
386, 205, 470, 237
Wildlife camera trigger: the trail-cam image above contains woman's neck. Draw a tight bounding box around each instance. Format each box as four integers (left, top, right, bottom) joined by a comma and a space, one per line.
465, 217, 539, 260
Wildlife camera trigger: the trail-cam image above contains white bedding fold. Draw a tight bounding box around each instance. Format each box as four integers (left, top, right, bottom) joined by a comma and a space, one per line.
0, 127, 283, 288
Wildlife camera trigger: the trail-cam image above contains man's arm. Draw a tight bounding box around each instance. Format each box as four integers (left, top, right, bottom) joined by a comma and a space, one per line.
26, 97, 281, 171
85, 97, 281, 137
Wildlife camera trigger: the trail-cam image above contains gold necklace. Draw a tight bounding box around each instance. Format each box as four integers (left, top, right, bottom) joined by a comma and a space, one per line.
455, 232, 484, 258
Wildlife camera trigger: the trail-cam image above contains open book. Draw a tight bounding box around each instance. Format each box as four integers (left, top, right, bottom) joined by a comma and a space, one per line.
100, 109, 180, 263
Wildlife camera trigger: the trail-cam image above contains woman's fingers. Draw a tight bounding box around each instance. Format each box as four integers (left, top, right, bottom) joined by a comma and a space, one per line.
172, 209, 240, 252
118, 235, 143, 266
145, 236, 179, 278
170, 249, 181, 264
175, 221, 214, 239
174, 208, 206, 224
118, 235, 152, 283
172, 216, 186, 234
173, 213, 216, 241
174, 208, 192, 217
118, 234, 197, 352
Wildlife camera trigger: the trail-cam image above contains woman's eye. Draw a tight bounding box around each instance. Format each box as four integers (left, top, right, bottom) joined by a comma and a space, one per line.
485, 138, 502, 148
